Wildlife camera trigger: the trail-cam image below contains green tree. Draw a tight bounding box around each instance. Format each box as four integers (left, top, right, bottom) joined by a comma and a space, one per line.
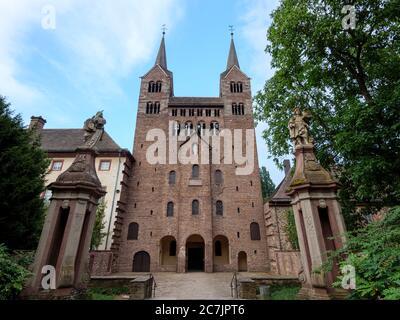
90, 200, 107, 250
323, 206, 400, 300
254, 1, 400, 213
260, 166, 276, 200
0, 96, 49, 250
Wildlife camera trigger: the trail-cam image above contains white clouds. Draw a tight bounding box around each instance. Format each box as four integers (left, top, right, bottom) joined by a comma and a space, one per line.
0, 0, 184, 111
239, 0, 279, 92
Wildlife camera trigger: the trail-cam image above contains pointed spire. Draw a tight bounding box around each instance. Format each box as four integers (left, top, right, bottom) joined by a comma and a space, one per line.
226, 27, 240, 70
155, 27, 167, 70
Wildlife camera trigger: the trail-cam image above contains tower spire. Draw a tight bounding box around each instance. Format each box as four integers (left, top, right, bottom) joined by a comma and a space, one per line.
226, 26, 240, 70
155, 25, 167, 70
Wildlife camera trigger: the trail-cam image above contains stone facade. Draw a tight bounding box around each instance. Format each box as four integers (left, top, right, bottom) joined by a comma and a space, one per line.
111, 35, 270, 273
264, 160, 302, 276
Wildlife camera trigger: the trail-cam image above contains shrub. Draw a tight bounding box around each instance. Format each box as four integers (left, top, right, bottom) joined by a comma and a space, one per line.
324, 206, 400, 300
0, 244, 31, 300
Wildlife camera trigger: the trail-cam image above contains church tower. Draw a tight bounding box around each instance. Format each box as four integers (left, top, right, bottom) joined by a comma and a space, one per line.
112, 32, 269, 273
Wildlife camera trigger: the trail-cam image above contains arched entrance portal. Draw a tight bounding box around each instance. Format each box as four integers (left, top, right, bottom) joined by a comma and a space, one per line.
186, 234, 205, 272
132, 251, 150, 272
160, 236, 177, 271
213, 235, 229, 271
238, 251, 247, 272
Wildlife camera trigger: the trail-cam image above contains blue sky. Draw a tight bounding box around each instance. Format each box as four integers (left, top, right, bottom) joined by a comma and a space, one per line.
0, 0, 287, 185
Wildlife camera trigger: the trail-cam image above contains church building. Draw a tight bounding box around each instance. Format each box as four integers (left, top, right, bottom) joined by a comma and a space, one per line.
111, 33, 270, 273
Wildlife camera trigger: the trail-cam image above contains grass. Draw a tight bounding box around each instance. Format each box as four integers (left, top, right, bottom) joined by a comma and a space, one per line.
269, 284, 301, 300
87, 286, 130, 300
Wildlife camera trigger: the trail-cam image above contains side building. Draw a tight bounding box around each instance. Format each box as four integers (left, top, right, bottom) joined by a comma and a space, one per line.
29, 116, 133, 250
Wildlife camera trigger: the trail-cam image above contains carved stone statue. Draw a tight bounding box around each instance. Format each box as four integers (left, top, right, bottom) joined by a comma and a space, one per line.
288, 107, 313, 146
83, 111, 106, 148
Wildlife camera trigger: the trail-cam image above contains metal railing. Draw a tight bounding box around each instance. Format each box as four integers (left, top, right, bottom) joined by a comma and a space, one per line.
148, 273, 157, 298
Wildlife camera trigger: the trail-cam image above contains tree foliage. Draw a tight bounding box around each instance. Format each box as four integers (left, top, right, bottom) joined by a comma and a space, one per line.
254, 0, 400, 209
285, 209, 299, 250
0, 96, 49, 250
90, 200, 107, 250
324, 206, 400, 300
0, 244, 31, 300
260, 166, 276, 200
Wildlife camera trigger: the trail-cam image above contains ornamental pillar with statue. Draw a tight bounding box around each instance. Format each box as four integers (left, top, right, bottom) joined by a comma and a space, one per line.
23, 112, 107, 298
285, 108, 347, 299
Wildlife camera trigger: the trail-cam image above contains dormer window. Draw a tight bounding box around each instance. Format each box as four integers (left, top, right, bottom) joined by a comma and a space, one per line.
148, 81, 162, 93
230, 81, 243, 93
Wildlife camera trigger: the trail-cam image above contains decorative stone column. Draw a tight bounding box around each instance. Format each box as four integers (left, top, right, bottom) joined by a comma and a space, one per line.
24, 112, 107, 298
285, 108, 347, 300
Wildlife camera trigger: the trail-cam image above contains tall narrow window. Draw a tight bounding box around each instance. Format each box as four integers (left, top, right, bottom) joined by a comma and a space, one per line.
154, 102, 160, 114
192, 165, 199, 178
185, 122, 193, 136
173, 122, 180, 136
180, 109, 186, 116
215, 240, 222, 256
167, 202, 174, 217
169, 171, 176, 185
238, 82, 243, 92
197, 109, 203, 116
250, 222, 261, 240
216, 201, 223, 216
215, 170, 223, 185
232, 103, 237, 115
239, 103, 244, 115
192, 200, 199, 215
148, 81, 155, 92
127, 222, 139, 240
156, 81, 162, 92
230, 81, 235, 93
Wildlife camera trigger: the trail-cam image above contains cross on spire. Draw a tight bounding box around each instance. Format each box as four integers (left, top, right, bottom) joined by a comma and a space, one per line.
162, 24, 167, 36
229, 25, 234, 38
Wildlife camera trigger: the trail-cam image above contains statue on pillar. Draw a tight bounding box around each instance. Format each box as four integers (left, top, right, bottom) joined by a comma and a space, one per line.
83, 111, 106, 148
288, 107, 314, 146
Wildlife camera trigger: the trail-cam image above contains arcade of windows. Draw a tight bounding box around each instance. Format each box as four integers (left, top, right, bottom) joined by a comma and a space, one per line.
172, 121, 220, 136
148, 81, 162, 93
230, 81, 243, 93
145, 102, 160, 114
232, 103, 245, 115
170, 108, 221, 117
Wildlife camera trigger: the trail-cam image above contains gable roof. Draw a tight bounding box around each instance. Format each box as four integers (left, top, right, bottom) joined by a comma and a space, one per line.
268, 170, 293, 204
39, 129, 123, 153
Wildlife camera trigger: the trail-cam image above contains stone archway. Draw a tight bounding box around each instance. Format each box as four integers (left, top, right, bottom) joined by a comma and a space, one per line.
238, 251, 247, 272
132, 251, 150, 272
160, 236, 177, 271
213, 235, 229, 271
186, 234, 205, 272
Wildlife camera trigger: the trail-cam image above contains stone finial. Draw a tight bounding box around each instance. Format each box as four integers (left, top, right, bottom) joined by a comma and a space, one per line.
288, 107, 314, 147
83, 111, 106, 148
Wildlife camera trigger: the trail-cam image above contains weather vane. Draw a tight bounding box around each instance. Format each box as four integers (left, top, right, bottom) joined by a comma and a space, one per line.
162, 24, 167, 36
229, 25, 234, 38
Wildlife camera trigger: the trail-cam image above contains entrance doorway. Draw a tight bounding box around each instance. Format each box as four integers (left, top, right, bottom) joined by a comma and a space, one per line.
186, 235, 205, 272
132, 251, 150, 272
238, 251, 247, 271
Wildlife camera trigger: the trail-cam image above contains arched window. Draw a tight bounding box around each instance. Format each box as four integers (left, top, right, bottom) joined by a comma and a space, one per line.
185, 121, 193, 136
192, 200, 199, 215
238, 82, 243, 92
169, 240, 176, 256
230, 81, 235, 93
192, 165, 199, 178
148, 81, 155, 92
250, 222, 261, 240
197, 122, 206, 136
169, 171, 176, 185
215, 240, 222, 256
156, 81, 162, 92
167, 202, 174, 217
215, 170, 223, 185
216, 201, 223, 216
154, 102, 160, 114
239, 103, 244, 115
172, 121, 180, 136
210, 122, 219, 135
127, 222, 139, 240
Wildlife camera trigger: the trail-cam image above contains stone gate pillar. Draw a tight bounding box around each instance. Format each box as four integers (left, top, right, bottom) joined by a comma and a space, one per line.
285, 108, 347, 300
24, 112, 107, 298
